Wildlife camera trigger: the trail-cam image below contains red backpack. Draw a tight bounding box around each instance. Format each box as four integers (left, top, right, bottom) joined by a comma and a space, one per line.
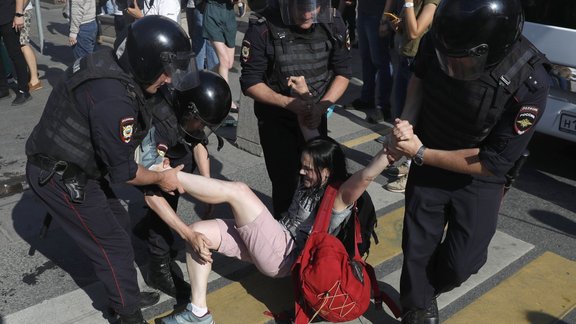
291, 184, 401, 323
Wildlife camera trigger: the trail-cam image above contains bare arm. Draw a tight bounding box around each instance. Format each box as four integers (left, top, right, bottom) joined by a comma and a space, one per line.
304, 75, 350, 130
193, 144, 210, 178
145, 194, 213, 262
318, 75, 349, 110
400, 75, 423, 125
13, 0, 25, 30
126, 164, 185, 194
391, 121, 494, 176
193, 144, 215, 218
332, 146, 390, 212
403, 1, 438, 40
245, 82, 307, 115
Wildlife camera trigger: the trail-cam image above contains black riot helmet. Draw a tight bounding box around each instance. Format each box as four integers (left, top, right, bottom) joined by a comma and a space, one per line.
279, 0, 332, 26
120, 15, 198, 89
173, 70, 232, 142
431, 0, 524, 80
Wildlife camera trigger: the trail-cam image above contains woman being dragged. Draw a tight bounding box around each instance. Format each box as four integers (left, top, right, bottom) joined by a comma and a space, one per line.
160, 77, 391, 324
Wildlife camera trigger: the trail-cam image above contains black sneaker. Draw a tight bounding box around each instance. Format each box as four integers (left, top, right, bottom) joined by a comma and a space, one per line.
12, 90, 31, 106
366, 108, 384, 124
402, 298, 439, 324
139, 291, 160, 308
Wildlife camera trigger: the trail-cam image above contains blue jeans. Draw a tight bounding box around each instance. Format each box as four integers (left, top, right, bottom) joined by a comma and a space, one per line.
357, 13, 392, 109
187, 7, 218, 70
73, 20, 97, 60
392, 55, 414, 119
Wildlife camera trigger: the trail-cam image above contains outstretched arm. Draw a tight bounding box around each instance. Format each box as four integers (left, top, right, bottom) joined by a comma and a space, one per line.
333, 145, 390, 212
193, 144, 214, 218
144, 194, 214, 262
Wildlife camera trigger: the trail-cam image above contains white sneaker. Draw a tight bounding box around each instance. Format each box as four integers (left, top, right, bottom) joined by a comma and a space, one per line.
384, 161, 410, 177
385, 175, 407, 193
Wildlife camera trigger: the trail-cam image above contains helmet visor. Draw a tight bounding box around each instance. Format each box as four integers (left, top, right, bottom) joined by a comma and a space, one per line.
161, 51, 200, 91
279, 0, 332, 25
435, 44, 489, 81
179, 107, 223, 142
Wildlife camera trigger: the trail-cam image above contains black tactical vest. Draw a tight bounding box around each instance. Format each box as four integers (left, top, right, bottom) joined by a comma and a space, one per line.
148, 87, 206, 159
418, 36, 549, 150
252, 11, 339, 101
150, 87, 180, 148
25, 50, 147, 178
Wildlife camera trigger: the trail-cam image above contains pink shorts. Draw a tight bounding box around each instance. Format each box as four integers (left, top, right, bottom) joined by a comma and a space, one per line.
216, 208, 296, 278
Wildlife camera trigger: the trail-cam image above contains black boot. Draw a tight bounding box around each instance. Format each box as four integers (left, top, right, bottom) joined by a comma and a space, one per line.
147, 254, 191, 298
140, 291, 160, 307
402, 298, 439, 324
118, 309, 146, 324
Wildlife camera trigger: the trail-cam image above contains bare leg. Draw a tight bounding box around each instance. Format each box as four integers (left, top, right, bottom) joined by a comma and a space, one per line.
176, 172, 266, 227
212, 41, 233, 82
186, 219, 221, 308
212, 41, 237, 108
21, 45, 39, 86
179, 174, 267, 307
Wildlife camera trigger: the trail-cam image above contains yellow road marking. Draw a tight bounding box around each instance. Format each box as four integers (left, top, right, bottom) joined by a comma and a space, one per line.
446, 252, 576, 324
149, 209, 405, 323
341, 132, 386, 148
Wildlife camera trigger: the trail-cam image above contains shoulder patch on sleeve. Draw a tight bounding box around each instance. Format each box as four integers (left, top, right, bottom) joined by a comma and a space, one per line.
241, 40, 251, 63
120, 117, 135, 143
514, 106, 539, 135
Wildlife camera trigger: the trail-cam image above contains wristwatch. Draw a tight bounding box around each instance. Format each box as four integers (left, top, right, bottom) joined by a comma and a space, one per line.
413, 145, 426, 166
15, 12, 24, 17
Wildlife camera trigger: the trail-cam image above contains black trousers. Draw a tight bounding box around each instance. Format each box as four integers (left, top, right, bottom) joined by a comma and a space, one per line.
0, 22, 29, 92
142, 153, 194, 257
26, 162, 141, 315
256, 111, 327, 218
399, 165, 504, 311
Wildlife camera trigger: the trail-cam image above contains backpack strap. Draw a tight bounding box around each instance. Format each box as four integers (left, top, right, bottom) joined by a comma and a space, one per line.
311, 183, 340, 233
365, 263, 402, 318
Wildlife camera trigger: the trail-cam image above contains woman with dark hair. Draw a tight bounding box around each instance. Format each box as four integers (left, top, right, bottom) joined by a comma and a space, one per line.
160, 136, 391, 324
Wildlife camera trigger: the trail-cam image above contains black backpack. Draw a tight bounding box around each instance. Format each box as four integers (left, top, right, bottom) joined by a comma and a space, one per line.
336, 191, 379, 258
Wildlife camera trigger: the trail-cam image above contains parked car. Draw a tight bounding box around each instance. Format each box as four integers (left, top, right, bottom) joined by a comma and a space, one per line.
521, 1, 576, 143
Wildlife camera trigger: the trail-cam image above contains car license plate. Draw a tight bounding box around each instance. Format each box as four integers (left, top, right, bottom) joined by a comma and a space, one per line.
559, 112, 576, 134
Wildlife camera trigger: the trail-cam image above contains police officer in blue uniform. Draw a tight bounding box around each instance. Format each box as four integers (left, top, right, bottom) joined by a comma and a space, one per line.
387, 1, 551, 323
136, 70, 231, 299
239, 0, 352, 218
25, 16, 196, 324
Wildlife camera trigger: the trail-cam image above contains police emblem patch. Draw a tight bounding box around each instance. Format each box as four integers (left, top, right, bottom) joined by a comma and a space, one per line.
156, 143, 168, 157
514, 106, 539, 135
241, 40, 251, 63
120, 117, 135, 143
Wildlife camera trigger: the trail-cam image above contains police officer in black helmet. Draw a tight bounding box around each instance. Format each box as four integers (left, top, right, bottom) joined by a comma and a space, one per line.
386, 1, 550, 323
239, 0, 351, 219
25, 16, 196, 324
135, 70, 231, 299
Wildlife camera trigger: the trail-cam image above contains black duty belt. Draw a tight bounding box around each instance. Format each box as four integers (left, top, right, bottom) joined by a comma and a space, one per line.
28, 155, 69, 185
28, 155, 88, 202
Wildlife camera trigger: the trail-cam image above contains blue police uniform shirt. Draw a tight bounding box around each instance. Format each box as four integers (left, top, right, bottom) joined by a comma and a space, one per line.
73, 78, 141, 183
